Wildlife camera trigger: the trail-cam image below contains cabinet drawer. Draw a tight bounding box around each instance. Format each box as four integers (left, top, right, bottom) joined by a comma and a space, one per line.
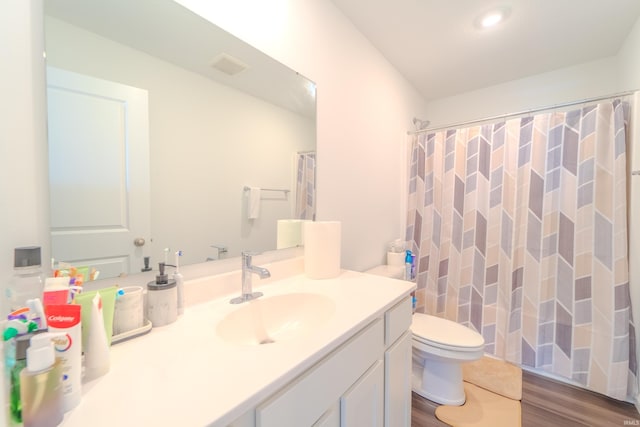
384, 297, 412, 347
256, 318, 384, 427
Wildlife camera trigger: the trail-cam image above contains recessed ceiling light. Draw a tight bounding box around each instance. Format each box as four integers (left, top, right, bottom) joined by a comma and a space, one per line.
475, 6, 511, 29
482, 12, 503, 27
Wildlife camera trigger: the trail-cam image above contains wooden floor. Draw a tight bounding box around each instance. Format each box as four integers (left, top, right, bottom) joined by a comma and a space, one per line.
411, 370, 640, 427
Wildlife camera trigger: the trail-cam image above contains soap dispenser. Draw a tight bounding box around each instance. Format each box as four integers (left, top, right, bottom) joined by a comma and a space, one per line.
146, 263, 177, 327
20, 333, 63, 427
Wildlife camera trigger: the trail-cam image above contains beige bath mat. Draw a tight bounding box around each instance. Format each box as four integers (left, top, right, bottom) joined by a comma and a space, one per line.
462, 356, 522, 400
435, 382, 522, 427
435, 356, 522, 427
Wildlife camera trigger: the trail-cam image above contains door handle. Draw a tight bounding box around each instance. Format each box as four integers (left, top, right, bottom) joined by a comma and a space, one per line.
134, 237, 146, 247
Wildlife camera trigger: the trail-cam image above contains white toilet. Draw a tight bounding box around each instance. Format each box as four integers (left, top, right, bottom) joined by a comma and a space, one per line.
411, 313, 485, 405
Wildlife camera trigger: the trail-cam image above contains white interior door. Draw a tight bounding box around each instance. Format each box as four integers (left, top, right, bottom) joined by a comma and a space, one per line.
47, 67, 150, 279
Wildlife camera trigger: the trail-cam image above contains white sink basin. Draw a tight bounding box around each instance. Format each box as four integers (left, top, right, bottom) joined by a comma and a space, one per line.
216, 293, 335, 345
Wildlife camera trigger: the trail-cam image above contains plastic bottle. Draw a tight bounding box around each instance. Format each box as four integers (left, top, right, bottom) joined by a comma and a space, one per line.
410, 253, 416, 280
10, 333, 34, 425
0, 323, 9, 427
405, 250, 413, 281
20, 333, 64, 427
7, 247, 45, 313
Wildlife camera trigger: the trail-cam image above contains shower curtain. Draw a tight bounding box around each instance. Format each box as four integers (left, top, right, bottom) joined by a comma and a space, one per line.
295, 152, 316, 220
406, 99, 637, 400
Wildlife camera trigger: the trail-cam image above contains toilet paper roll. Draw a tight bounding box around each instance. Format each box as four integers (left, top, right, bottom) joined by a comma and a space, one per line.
277, 219, 308, 249
304, 221, 341, 279
387, 251, 405, 266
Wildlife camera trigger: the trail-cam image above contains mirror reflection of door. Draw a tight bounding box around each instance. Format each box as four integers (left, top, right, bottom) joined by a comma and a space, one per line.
47, 67, 150, 279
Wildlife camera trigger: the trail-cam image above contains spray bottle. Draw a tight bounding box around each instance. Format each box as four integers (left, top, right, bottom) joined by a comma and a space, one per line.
405, 250, 413, 281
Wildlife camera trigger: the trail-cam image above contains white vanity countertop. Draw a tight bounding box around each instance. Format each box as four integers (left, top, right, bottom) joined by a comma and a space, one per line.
60, 269, 415, 427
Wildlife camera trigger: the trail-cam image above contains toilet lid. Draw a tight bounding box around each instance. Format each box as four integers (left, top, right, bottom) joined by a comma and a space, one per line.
411, 313, 485, 349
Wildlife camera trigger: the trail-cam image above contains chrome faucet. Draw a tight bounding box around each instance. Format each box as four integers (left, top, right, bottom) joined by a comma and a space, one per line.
230, 251, 270, 304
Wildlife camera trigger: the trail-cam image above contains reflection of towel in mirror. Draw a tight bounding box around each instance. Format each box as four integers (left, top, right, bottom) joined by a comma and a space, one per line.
248, 187, 261, 219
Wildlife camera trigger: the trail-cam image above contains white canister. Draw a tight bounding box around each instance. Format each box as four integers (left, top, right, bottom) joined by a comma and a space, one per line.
113, 286, 145, 335
146, 280, 177, 327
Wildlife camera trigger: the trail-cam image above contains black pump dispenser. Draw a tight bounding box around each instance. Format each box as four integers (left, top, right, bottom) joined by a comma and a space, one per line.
155, 262, 169, 284
147, 262, 176, 291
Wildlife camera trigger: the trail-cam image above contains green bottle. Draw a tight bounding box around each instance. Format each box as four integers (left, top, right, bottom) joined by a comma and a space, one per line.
10, 334, 31, 425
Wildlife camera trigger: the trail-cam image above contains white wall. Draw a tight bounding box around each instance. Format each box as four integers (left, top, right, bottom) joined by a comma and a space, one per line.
45, 18, 315, 268
619, 14, 640, 89
424, 57, 620, 128
0, 1, 49, 305
424, 13, 640, 128
618, 16, 640, 405
175, 0, 429, 271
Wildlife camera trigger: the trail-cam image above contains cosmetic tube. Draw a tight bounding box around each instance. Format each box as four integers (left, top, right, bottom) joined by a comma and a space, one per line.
84, 292, 110, 381
45, 304, 81, 412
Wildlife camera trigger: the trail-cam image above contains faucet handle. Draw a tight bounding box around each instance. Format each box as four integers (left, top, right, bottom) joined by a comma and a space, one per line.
241, 250, 260, 266
241, 250, 261, 260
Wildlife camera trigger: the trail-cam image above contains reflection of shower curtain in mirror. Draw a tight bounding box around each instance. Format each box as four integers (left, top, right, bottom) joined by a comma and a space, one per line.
406, 99, 637, 400
295, 152, 316, 220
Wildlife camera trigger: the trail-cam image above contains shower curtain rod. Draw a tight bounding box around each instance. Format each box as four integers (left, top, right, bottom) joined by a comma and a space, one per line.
408, 89, 638, 135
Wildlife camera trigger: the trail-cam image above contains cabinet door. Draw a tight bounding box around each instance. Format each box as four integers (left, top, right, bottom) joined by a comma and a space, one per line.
384, 331, 412, 427
257, 319, 383, 427
340, 360, 384, 427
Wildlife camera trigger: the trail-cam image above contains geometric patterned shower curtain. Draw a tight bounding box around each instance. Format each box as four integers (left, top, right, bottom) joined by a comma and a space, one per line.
405, 99, 637, 400
295, 152, 316, 220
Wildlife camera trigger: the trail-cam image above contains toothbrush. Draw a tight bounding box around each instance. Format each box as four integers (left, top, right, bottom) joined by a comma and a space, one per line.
174, 250, 184, 315
163, 248, 171, 266
175, 250, 182, 273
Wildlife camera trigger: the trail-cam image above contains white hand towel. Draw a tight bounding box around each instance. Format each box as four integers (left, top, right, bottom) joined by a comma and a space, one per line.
248, 187, 261, 219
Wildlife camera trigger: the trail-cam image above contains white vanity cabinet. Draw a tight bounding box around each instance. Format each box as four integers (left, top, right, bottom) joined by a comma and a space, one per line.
232, 296, 413, 427
384, 297, 414, 427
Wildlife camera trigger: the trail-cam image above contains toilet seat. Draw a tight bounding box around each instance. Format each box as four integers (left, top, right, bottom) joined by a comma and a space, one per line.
411, 313, 484, 352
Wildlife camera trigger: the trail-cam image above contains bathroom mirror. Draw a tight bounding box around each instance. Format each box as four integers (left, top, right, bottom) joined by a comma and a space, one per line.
44, 0, 316, 279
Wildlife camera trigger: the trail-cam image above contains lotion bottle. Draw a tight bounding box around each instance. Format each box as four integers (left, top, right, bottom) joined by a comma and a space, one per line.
20, 333, 63, 427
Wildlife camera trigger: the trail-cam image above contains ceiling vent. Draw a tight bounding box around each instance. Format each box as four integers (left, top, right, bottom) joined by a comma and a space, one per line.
210, 53, 248, 76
